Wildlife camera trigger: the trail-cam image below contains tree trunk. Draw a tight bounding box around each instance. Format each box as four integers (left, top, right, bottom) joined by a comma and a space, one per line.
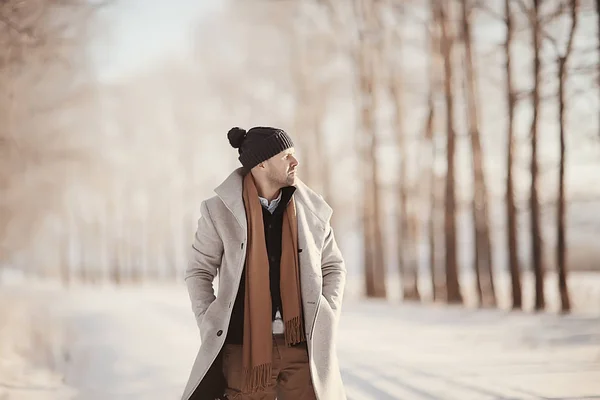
398, 173, 410, 300
369, 0, 387, 299
460, 0, 496, 308
355, 0, 386, 298
435, 0, 462, 304
77, 222, 88, 284
357, 46, 376, 297
504, 0, 523, 310
61, 227, 71, 287
406, 210, 421, 300
427, 105, 437, 302
363, 194, 377, 297
368, 89, 387, 298
394, 89, 411, 300
426, 13, 440, 302
433, 174, 448, 300
596, 0, 600, 139
531, 0, 545, 311
114, 203, 124, 285
388, 6, 417, 301
556, 0, 579, 314
366, 134, 386, 298
459, 1, 482, 308
428, 195, 436, 302
557, 59, 570, 313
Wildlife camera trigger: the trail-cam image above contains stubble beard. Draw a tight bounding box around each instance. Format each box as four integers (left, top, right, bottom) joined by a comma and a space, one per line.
267, 170, 288, 190
267, 166, 297, 189
286, 173, 296, 186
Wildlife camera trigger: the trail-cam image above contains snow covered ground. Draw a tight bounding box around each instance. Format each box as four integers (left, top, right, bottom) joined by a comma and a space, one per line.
0, 289, 75, 400
1, 277, 599, 400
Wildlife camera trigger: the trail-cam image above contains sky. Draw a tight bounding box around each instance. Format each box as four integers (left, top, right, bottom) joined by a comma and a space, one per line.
88, 0, 222, 83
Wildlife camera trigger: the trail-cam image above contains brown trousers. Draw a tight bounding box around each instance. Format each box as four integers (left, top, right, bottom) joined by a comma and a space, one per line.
222, 335, 317, 400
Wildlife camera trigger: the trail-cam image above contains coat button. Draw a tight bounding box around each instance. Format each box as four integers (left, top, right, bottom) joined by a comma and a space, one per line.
217, 330, 223, 337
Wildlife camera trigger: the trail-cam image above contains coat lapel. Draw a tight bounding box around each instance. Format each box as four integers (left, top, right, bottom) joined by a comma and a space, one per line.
293, 179, 333, 225
214, 168, 248, 234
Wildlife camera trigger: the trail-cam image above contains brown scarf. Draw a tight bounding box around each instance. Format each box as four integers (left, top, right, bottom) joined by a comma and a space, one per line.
241, 173, 305, 393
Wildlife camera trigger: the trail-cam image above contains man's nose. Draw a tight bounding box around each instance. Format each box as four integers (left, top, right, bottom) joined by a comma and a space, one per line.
291, 156, 299, 167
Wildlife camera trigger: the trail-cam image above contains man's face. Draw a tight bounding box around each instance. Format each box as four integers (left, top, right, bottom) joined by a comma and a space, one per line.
264, 147, 299, 188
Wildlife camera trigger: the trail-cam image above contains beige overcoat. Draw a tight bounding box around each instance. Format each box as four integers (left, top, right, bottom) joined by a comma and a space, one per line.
181, 168, 347, 400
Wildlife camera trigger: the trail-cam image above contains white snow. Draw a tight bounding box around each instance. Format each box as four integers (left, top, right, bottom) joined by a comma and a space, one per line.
0, 288, 75, 400
1, 276, 599, 400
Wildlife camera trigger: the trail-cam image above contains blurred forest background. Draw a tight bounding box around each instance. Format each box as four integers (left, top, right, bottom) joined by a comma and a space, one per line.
2, 0, 600, 315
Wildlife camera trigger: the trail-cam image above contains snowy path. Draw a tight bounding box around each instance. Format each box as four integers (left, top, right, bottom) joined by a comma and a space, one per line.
2, 284, 600, 399
61, 286, 199, 400
337, 302, 600, 399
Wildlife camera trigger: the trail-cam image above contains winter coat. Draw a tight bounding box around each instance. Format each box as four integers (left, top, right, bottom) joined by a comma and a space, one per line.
181, 168, 347, 400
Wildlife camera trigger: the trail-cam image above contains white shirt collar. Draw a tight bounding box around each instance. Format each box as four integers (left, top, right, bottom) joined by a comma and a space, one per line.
258, 191, 282, 214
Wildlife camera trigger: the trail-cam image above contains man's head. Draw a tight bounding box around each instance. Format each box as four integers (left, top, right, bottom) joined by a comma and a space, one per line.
228, 126, 299, 189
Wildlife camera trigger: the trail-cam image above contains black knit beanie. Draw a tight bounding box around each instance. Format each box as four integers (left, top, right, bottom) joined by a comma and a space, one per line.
227, 126, 295, 170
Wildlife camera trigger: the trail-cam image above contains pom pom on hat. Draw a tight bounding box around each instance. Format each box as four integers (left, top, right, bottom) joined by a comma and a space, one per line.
227, 127, 247, 149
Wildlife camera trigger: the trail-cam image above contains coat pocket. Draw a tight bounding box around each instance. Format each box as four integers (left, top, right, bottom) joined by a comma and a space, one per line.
320, 294, 334, 314
199, 302, 217, 340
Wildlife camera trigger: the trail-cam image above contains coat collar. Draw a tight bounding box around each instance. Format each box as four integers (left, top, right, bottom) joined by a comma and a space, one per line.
214, 167, 332, 229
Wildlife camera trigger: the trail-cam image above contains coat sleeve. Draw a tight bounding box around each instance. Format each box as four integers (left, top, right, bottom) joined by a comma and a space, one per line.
185, 200, 224, 330
320, 222, 346, 318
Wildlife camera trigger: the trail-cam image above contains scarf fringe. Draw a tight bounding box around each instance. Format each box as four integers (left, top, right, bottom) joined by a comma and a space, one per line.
243, 363, 272, 393
284, 316, 305, 345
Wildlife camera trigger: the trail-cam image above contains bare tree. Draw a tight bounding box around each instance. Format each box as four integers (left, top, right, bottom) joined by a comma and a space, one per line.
531, 0, 545, 311
424, 10, 445, 302
386, 3, 419, 301
556, 0, 580, 313
107, 200, 123, 284
354, 0, 387, 298
426, 106, 438, 302
596, 0, 600, 138
460, 0, 496, 307
504, 0, 523, 310
434, 0, 462, 304
320, 0, 385, 297
405, 208, 421, 300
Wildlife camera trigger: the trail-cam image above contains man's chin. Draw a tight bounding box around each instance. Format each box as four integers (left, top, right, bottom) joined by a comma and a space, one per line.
287, 174, 297, 185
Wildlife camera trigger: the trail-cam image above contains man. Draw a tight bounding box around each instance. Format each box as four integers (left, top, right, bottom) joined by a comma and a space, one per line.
181, 126, 347, 400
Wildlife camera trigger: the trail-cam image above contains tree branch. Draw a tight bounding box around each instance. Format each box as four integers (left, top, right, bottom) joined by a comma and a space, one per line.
513, 0, 564, 56
0, 13, 37, 42
563, 0, 579, 62
473, 0, 506, 22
